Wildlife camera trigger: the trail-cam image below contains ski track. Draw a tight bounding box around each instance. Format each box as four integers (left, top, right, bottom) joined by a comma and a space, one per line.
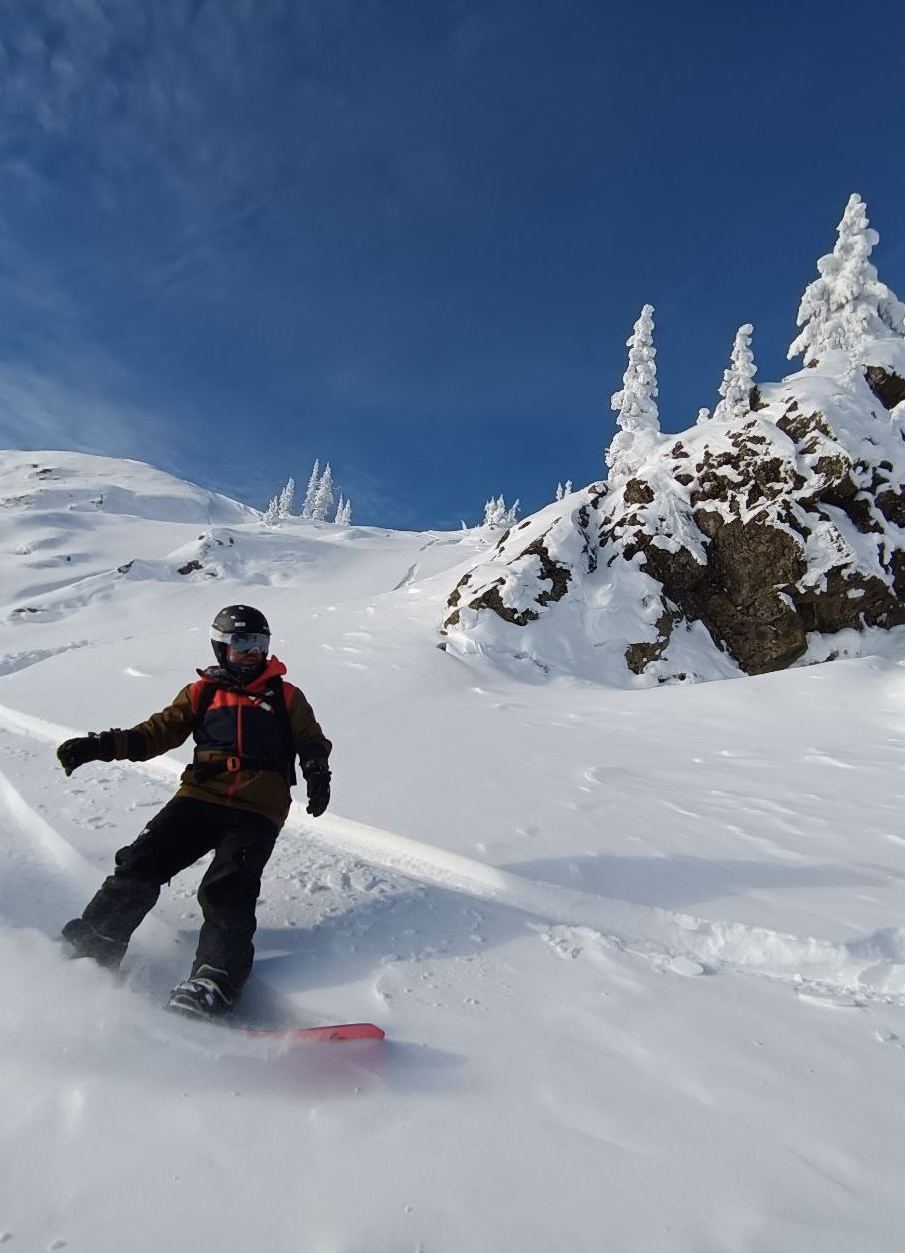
0, 732, 102, 927
0, 763, 96, 884
1, 696, 903, 1004
391, 561, 420, 590
0, 639, 94, 677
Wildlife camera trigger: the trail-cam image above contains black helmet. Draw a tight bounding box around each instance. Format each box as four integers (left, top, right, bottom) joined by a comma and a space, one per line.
210, 604, 271, 679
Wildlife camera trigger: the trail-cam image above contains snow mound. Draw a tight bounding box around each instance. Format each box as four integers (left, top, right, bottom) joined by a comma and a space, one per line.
0, 450, 257, 525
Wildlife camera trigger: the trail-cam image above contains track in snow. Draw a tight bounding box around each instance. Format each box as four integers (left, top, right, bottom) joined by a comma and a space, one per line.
1, 696, 903, 1004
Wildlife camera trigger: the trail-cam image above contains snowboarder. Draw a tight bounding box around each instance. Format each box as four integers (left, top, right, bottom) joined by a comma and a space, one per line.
56, 604, 332, 1020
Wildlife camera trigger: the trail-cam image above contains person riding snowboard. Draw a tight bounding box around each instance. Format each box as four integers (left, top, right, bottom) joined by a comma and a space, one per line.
56, 604, 332, 1020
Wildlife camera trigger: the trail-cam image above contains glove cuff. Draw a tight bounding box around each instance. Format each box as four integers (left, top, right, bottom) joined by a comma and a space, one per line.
92, 731, 116, 762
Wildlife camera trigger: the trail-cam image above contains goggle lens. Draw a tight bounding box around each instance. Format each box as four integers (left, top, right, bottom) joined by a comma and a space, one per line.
227, 632, 270, 654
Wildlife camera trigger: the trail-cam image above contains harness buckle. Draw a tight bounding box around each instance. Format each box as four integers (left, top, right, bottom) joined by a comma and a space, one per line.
226, 755, 242, 773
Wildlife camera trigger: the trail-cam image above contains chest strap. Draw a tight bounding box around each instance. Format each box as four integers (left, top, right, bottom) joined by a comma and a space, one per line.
191, 754, 284, 783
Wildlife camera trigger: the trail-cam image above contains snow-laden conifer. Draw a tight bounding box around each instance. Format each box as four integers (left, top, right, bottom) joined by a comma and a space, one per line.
337, 498, 352, 527
713, 324, 756, 424
263, 496, 280, 526
483, 495, 519, 527
278, 476, 295, 519
696, 407, 711, 425
301, 460, 320, 519
482, 496, 502, 526
311, 463, 334, 522
606, 304, 660, 484
788, 193, 905, 366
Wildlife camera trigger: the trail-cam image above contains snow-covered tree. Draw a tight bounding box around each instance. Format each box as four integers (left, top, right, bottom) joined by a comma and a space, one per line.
301, 460, 320, 519
483, 495, 519, 527
555, 480, 574, 501
713, 324, 756, 424
263, 495, 280, 525
695, 407, 711, 425
311, 463, 334, 522
606, 304, 660, 484
788, 193, 905, 366
277, 476, 295, 519
336, 497, 352, 527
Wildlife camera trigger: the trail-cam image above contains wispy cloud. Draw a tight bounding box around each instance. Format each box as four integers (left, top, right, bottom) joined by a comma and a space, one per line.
0, 2, 348, 187
0, 355, 200, 465
0, 0, 515, 521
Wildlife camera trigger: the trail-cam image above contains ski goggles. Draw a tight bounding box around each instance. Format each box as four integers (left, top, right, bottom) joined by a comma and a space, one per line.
212, 629, 270, 654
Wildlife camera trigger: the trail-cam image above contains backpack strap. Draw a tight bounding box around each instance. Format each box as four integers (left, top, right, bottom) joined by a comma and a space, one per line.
193, 680, 218, 722
268, 675, 298, 786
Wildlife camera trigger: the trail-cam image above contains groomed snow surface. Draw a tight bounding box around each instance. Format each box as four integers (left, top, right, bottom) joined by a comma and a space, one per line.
2, 451, 905, 1252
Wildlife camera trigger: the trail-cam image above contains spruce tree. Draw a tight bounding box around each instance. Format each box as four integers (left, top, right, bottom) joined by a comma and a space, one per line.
301, 460, 320, 519
713, 324, 756, 424
278, 476, 295, 519
788, 193, 905, 366
606, 304, 660, 484
483, 495, 519, 527
311, 463, 334, 522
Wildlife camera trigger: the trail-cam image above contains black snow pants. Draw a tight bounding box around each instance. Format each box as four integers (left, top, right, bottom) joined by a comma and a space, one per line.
80, 795, 279, 999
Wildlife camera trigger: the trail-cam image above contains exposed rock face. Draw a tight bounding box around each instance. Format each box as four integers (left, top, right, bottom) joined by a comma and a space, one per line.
445, 531, 573, 629
442, 352, 905, 683
865, 365, 905, 412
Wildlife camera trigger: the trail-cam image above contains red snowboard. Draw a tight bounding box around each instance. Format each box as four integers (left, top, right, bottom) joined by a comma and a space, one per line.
245, 1022, 385, 1044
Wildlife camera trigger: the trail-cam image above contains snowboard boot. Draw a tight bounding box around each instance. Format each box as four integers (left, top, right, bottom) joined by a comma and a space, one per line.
61, 918, 127, 970
167, 965, 234, 1020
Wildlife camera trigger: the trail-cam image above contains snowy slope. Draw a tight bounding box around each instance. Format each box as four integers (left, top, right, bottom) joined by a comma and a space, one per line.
2, 452, 905, 1253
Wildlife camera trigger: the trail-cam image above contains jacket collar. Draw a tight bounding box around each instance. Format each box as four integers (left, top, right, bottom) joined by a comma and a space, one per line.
197, 654, 287, 692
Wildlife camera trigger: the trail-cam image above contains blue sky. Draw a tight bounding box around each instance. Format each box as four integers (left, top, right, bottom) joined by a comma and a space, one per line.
1, 0, 904, 530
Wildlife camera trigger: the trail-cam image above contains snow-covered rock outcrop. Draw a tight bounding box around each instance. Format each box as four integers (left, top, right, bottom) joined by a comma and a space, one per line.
442, 197, 905, 684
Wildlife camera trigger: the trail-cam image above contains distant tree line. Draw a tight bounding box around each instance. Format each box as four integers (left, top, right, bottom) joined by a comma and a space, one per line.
263, 460, 352, 527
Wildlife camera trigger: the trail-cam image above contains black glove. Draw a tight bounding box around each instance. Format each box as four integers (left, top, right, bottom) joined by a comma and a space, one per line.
57, 731, 114, 777
301, 758, 331, 817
